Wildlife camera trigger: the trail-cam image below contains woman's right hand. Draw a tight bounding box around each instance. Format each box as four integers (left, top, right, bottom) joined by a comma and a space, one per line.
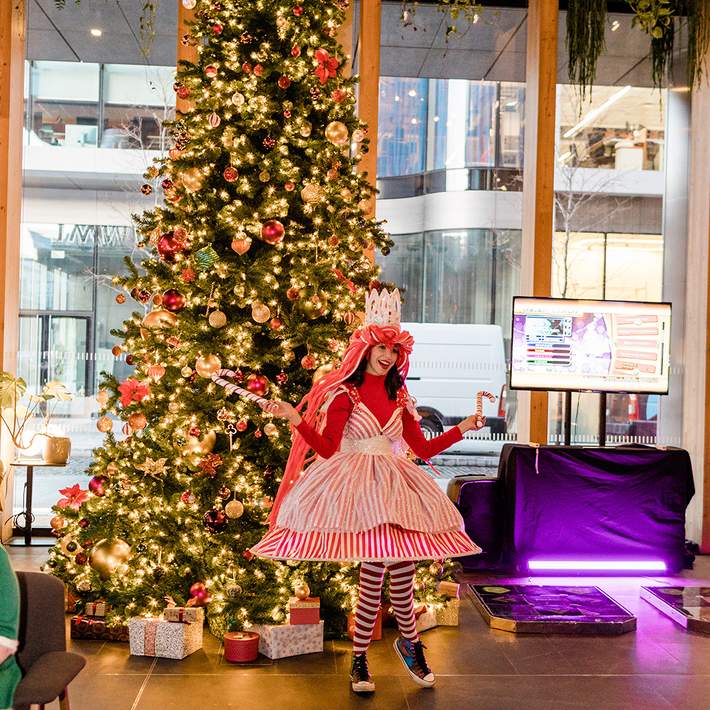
262, 400, 302, 426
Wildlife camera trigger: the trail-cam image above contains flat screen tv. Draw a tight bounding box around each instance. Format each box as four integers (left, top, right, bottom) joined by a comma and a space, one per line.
510, 297, 671, 394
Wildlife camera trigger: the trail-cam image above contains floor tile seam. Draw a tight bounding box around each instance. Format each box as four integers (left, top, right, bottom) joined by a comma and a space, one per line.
129, 657, 157, 710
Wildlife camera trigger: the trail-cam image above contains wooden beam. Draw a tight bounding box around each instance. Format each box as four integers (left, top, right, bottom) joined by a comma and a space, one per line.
0, 0, 25, 534
176, 1, 198, 116
517, 0, 558, 444
357, 0, 381, 222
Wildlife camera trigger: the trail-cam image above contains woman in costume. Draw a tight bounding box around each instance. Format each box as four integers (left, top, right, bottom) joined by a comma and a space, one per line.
250, 289, 483, 693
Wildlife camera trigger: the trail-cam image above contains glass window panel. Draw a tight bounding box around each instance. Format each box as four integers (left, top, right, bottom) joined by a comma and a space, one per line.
20, 224, 95, 312
499, 83, 525, 168
376, 233, 424, 322
102, 65, 176, 150
29, 61, 99, 147
431, 79, 448, 171
465, 82, 496, 167
423, 230, 492, 324
377, 77, 428, 177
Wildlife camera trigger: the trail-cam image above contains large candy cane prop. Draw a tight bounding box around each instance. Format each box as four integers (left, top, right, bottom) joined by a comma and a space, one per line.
212, 369, 272, 409
475, 391, 496, 417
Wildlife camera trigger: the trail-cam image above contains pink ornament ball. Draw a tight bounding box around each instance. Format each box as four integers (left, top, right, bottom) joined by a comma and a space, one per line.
162, 289, 186, 312
89, 475, 109, 497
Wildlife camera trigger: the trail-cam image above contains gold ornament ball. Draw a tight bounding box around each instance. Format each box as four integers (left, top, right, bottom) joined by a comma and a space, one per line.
340, 188, 353, 201
50, 515, 67, 530
195, 354, 222, 378
258, 170, 271, 182
225, 582, 242, 599
325, 121, 350, 146
181, 167, 204, 193
168, 402, 180, 414
264, 422, 279, 437
89, 538, 132, 579
142, 309, 178, 330
312, 363, 335, 384
300, 183, 323, 204
96, 389, 109, 406
294, 584, 311, 601
251, 302, 271, 323
208, 310, 227, 328
225, 500, 244, 519
429, 561, 444, 576
128, 412, 147, 431
97, 416, 113, 433
299, 121, 312, 138
181, 366, 193, 377
76, 578, 92, 593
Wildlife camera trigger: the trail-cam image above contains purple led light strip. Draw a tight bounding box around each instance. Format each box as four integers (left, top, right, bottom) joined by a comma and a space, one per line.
527, 560, 667, 572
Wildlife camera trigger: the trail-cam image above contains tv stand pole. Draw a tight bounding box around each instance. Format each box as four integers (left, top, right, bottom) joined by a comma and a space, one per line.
563, 391, 572, 446
599, 392, 607, 447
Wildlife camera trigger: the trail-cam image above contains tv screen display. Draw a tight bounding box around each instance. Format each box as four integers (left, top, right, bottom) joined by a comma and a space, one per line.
510, 297, 671, 394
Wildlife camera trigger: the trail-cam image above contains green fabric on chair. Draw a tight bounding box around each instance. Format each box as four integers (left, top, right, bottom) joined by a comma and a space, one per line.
0, 546, 21, 710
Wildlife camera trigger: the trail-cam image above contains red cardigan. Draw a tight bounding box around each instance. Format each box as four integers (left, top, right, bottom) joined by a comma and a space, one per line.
295, 372, 462, 459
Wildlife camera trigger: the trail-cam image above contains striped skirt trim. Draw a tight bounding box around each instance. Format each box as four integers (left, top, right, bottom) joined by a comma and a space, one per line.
249, 523, 482, 563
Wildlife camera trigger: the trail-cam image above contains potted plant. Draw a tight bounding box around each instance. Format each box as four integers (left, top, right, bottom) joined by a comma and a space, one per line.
0, 373, 73, 464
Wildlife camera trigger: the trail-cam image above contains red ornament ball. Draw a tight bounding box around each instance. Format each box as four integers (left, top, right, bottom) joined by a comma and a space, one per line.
269, 317, 283, 330
204, 507, 228, 533
301, 354, 317, 370
291, 45, 301, 57
284, 181, 295, 191
162, 289, 186, 312
293, 5, 303, 16
277, 76, 292, 89
205, 64, 218, 78
236, 420, 248, 432
161, 178, 173, 190
332, 89, 347, 103
78, 518, 89, 528
241, 62, 252, 74
188, 426, 201, 437
246, 373, 269, 396
75, 552, 88, 565
140, 184, 153, 195
176, 86, 190, 99
157, 232, 186, 262
254, 430, 263, 439
286, 286, 300, 300
218, 486, 231, 500
115, 293, 126, 304
223, 166, 238, 182
261, 220, 285, 245
181, 490, 196, 505
212, 23, 223, 34
254, 64, 264, 77
276, 371, 289, 385
125, 355, 135, 366
89, 475, 109, 497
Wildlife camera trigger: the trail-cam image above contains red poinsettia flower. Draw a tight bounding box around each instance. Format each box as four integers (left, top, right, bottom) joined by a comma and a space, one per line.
118, 378, 150, 408
57, 484, 90, 510
314, 47, 339, 85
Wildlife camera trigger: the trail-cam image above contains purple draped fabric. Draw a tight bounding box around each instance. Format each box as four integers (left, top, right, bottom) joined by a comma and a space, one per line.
498, 444, 694, 573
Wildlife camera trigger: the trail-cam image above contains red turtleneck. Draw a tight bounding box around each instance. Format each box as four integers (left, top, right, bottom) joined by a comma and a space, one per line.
295, 372, 462, 459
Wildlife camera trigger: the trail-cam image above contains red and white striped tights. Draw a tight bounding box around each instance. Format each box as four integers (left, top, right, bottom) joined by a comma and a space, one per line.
352, 560, 418, 654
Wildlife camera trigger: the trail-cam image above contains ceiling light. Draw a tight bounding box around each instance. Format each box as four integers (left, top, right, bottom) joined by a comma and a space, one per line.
411, 118, 418, 125
611, 20, 620, 32
563, 85, 632, 139
473, 13, 479, 24
90, 28, 102, 37
408, 89, 417, 97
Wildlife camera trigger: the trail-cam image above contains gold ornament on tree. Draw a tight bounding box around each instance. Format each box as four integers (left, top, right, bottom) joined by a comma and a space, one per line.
208, 310, 227, 328
225, 500, 244, 519
195, 354, 222, 378
263, 422, 278, 437
97, 416, 113, 433
325, 121, 349, 146
251, 302, 271, 323
300, 183, 323, 204
181, 167, 204, 193
294, 583, 311, 600
89, 538, 132, 579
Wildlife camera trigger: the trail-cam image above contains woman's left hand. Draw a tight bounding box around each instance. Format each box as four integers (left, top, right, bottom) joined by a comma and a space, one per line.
457, 414, 486, 434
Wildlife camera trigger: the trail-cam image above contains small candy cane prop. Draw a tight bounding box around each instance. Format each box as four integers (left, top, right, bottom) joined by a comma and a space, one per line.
475, 390, 496, 417
212, 369, 272, 410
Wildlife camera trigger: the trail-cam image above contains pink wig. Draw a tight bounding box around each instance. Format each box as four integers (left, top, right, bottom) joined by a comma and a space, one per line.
268, 323, 414, 527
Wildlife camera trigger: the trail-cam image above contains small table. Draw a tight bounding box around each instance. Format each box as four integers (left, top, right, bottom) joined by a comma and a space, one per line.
12, 459, 67, 545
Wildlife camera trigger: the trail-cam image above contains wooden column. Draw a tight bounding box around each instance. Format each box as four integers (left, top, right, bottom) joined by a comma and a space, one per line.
0, 0, 25, 535
336, 0, 354, 79
176, 1, 198, 115
684, 80, 710, 549
517, 0, 558, 445
357, 0, 381, 221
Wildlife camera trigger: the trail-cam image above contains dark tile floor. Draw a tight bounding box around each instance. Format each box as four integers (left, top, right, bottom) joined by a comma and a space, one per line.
8, 546, 710, 710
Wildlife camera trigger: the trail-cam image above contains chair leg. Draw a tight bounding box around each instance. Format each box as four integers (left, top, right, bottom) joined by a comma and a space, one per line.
59, 687, 71, 710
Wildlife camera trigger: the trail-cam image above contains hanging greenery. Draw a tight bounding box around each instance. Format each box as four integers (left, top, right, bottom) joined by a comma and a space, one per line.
566, 0, 607, 102
400, 0, 483, 36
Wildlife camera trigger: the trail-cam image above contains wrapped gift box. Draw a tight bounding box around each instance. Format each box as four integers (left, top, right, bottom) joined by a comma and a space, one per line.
415, 605, 438, 633
347, 607, 383, 641
288, 596, 320, 625
128, 616, 203, 659
250, 620, 324, 659
70, 615, 128, 642
164, 606, 205, 624
436, 598, 460, 626
436, 581, 461, 599
84, 600, 110, 618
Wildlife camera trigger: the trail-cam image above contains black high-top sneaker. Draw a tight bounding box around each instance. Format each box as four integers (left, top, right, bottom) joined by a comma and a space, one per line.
350, 652, 375, 693
394, 637, 435, 687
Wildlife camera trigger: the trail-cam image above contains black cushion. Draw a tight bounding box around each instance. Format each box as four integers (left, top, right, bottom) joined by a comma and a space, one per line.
13, 651, 86, 705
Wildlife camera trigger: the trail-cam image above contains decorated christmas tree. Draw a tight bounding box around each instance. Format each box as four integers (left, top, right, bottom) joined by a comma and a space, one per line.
46, 0, 458, 637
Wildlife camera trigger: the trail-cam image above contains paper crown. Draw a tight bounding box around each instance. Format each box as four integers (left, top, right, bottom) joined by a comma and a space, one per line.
365, 288, 401, 328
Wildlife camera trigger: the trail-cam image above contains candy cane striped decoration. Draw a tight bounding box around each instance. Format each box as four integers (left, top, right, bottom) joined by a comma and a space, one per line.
475, 390, 496, 416
211, 369, 272, 409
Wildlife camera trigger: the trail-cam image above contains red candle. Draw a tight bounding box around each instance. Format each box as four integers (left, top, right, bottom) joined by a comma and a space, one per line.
223, 631, 259, 662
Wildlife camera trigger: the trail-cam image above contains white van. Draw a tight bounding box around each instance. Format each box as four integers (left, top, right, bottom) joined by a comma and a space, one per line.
402, 322, 508, 436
